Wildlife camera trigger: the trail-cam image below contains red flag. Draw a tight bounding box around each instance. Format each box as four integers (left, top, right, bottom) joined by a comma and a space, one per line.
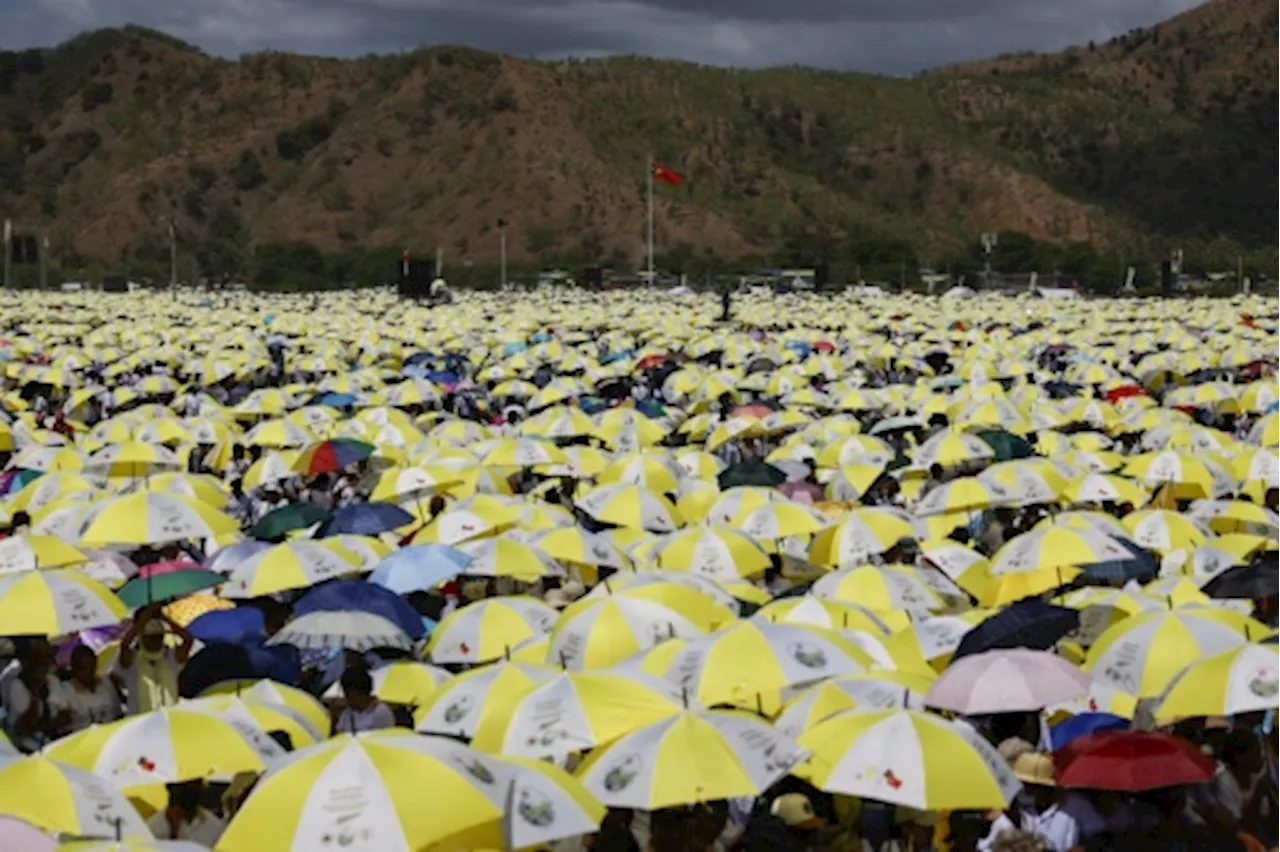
652, 163, 682, 185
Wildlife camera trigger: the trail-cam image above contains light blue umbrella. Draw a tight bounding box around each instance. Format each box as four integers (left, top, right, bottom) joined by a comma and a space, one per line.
368, 544, 472, 595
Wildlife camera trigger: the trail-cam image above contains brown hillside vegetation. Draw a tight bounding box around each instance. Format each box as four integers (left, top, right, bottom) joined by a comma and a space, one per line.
0, 0, 1273, 275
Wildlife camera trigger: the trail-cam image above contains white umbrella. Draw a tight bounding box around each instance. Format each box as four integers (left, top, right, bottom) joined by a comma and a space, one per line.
267, 611, 414, 652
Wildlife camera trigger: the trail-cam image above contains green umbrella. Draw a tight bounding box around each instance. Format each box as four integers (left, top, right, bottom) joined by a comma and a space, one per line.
248, 502, 331, 541
117, 565, 225, 608
717, 459, 786, 489
975, 429, 1034, 462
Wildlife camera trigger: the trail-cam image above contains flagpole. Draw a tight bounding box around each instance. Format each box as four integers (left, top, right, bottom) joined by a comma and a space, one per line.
646, 157, 654, 283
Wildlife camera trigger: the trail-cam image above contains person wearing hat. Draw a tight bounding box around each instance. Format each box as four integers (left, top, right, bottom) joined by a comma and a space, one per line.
736, 792, 826, 852
980, 753, 1079, 852
117, 603, 193, 716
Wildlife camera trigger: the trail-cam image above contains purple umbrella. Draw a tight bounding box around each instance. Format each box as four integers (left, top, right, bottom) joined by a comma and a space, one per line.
924, 648, 1090, 715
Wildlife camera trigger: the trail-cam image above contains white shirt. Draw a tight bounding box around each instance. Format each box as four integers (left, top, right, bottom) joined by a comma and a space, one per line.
335, 701, 395, 734
51, 678, 123, 733
146, 808, 227, 845
116, 650, 182, 716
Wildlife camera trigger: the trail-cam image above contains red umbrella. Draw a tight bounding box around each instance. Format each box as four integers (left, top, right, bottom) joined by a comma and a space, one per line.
813, 340, 836, 353
730, 404, 772, 419
1053, 730, 1215, 791
1103, 385, 1146, 404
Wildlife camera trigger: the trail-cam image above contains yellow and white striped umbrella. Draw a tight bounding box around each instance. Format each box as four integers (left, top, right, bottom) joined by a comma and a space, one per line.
734, 500, 830, 540
244, 418, 316, 448
370, 465, 465, 503
774, 672, 934, 738
548, 596, 711, 670
0, 754, 153, 838
1084, 610, 1249, 698
576, 710, 807, 808
811, 565, 950, 616
807, 508, 916, 568
323, 661, 453, 707
1122, 451, 1234, 499
597, 451, 682, 493
216, 732, 603, 852
8, 471, 99, 514
472, 670, 685, 759
77, 492, 238, 547
198, 679, 329, 738
656, 621, 876, 714
45, 706, 283, 786
0, 533, 88, 574
82, 442, 183, 478
796, 709, 1021, 810
425, 596, 559, 664
652, 525, 770, 581
1156, 643, 1278, 724
480, 437, 568, 468
910, 429, 995, 469
519, 405, 596, 440
576, 483, 681, 532
988, 526, 1132, 576
220, 540, 365, 598
913, 477, 1005, 516
455, 537, 564, 581
414, 662, 556, 738
182, 694, 322, 750
1064, 473, 1149, 506
240, 450, 298, 491
754, 597, 903, 635
1121, 509, 1210, 554
411, 495, 522, 545
532, 527, 633, 571
0, 569, 126, 635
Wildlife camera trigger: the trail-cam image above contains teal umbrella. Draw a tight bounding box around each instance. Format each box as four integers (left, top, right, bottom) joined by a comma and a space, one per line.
975, 429, 1034, 462
248, 502, 331, 541
117, 561, 224, 608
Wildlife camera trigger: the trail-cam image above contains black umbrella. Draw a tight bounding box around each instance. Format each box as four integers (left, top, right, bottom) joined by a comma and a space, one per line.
248, 502, 332, 541
717, 460, 786, 489
952, 600, 1079, 660
1202, 551, 1279, 600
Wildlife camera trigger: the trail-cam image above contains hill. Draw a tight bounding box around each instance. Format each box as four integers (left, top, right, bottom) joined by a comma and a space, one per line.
0, 0, 1274, 284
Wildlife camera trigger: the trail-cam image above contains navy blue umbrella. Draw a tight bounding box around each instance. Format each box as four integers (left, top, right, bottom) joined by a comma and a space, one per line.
1077, 536, 1158, 583
187, 607, 265, 645
1050, 712, 1129, 751
294, 579, 426, 640
315, 502, 415, 537
178, 640, 301, 697
953, 600, 1079, 659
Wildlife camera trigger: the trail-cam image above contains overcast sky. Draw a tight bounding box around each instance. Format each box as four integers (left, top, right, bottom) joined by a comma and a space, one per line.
2, 0, 1204, 75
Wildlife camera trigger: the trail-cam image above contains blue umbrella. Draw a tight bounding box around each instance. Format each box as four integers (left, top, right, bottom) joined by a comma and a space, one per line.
953, 600, 1079, 659
1049, 713, 1129, 751
294, 580, 425, 639
369, 545, 471, 595
312, 392, 357, 408
178, 640, 301, 697
204, 539, 271, 575
187, 607, 265, 645
316, 502, 415, 537
1077, 536, 1158, 583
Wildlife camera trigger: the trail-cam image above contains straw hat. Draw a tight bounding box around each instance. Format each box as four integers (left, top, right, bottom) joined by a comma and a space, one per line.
997, 737, 1035, 765
561, 580, 586, 601
770, 793, 825, 829
1011, 752, 1057, 787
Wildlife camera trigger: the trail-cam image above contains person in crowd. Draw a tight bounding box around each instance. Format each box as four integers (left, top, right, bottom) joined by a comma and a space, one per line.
51, 644, 122, 735
333, 668, 395, 734
117, 604, 194, 715
147, 780, 228, 845
0, 637, 59, 751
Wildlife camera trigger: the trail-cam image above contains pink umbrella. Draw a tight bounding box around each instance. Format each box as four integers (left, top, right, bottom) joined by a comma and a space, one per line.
778, 481, 822, 503
137, 559, 202, 578
0, 817, 55, 852
924, 648, 1091, 715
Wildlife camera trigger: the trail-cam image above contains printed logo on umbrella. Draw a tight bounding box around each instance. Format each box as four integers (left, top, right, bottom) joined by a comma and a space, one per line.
517, 788, 557, 827
787, 641, 828, 670
602, 754, 643, 792
1248, 670, 1279, 698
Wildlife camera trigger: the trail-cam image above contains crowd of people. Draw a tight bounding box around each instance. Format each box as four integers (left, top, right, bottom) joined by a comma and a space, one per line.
0, 288, 1275, 851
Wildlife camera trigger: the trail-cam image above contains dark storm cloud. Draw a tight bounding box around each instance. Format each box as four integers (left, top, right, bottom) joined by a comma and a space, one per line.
2, 0, 1203, 74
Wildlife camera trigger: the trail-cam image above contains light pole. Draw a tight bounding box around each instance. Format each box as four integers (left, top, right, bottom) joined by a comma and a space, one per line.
980, 231, 998, 290
161, 217, 177, 291
497, 218, 508, 290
